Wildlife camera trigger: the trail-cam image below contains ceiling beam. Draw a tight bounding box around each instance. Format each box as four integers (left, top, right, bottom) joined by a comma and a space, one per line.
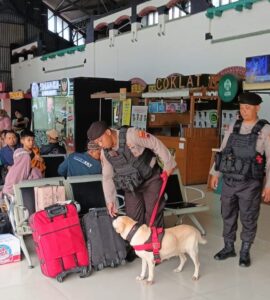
54, 0, 66, 11
61, 0, 93, 17
56, 0, 81, 12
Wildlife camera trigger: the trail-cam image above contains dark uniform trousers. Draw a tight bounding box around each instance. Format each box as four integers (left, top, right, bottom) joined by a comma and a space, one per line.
221, 178, 263, 243
124, 167, 164, 228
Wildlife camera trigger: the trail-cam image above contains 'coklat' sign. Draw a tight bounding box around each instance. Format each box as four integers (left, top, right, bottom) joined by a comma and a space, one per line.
155, 74, 219, 90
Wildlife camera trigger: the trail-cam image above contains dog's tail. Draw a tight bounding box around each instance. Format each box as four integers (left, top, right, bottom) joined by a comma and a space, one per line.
198, 234, 207, 245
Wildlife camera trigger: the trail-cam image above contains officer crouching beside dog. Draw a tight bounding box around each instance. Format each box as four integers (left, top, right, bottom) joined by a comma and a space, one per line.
210, 91, 270, 267
87, 121, 176, 228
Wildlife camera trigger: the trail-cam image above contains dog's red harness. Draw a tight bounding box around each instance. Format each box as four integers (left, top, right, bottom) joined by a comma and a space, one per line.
129, 172, 168, 264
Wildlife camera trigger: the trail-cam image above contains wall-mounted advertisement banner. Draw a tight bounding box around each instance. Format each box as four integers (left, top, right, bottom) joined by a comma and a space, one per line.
31, 78, 74, 97
112, 100, 122, 128
131, 106, 148, 130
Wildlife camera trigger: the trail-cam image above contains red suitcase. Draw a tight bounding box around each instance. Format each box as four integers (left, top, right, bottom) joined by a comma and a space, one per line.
30, 204, 90, 282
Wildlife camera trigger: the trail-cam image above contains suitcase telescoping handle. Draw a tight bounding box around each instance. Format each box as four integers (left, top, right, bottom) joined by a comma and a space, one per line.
89, 207, 107, 218
45, 204, 67, 219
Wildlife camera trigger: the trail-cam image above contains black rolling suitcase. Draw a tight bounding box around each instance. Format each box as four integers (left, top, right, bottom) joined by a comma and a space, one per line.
82, 208, 126, 271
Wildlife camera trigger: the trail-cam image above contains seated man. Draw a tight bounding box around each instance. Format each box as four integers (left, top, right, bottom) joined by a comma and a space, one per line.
58, 141, 101, 177
0, 130, 20, 167
40, 129, 66, 155
0, 130, 20, 183
12, 110, 29, 135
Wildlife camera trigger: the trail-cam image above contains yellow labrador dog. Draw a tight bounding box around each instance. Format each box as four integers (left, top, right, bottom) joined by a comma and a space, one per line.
113, 216, 207, 284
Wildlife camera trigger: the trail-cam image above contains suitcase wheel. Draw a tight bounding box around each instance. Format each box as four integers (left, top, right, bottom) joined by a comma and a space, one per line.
79, 266, 91, 278
121, 259, 126, 266
110, 262, 116, 268
97, 263, 104, 271
56, 275, 64, 283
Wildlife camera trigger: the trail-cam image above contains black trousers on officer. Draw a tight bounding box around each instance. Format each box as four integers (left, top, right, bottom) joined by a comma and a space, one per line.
221, 178, 263, 244
124, 167, 164, 228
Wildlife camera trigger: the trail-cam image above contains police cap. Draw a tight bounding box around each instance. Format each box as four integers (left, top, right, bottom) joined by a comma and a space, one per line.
238, 92, 262, 105
87, 121, 108, 141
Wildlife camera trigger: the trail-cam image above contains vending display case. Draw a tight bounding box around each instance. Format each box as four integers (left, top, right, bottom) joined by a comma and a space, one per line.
31, 77, 130, 153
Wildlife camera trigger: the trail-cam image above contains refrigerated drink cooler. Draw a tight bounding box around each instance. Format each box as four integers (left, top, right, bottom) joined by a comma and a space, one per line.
31, 77, 130, 153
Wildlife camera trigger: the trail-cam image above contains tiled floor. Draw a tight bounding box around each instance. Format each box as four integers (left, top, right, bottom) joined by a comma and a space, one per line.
1, 186, 270, 300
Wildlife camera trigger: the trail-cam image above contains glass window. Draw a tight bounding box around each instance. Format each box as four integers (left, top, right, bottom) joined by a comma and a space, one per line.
48, 9, 53, 19
212, 0, 220, 7
72, 30, 78, 45
174, 7, 180, 19
221, 0, 229, 5
77, 33, 85, 45
63, 21, 70, 41
77, 37, 85, 46
72, 30, 84, 45
117, 19, 131, 34
154, 11, 158, 24
169, 7, 173, 20
180, 1, 191, 16
48, 9, 55, 32
169, 7, 181, 20
186, 1, 191, 14
141, 15, 147, 27
180, 9, 186, 17
56, 16, 63, 36
141, 11, 158, 27
32, 97, 52, 130
148, 12, 154, 26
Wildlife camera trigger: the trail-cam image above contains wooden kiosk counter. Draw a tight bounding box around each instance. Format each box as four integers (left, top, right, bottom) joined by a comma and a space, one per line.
142, 74, 221, 185
155, 129, 219, 185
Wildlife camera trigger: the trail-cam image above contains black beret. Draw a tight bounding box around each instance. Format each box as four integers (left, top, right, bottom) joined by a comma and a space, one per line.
87, 121, 108, 141
238, 92, 262, 105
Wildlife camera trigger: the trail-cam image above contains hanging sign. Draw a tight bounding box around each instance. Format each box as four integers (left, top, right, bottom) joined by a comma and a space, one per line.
9, 91, 24, 100
119, 88, 127, 101
218, 74, 241, 102
155, 74, 219, 91
121, 99, 132, 126
32, 79, 74, 97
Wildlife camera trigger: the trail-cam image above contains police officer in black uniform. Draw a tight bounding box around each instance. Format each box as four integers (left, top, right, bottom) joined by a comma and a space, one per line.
210, 92, 270, 267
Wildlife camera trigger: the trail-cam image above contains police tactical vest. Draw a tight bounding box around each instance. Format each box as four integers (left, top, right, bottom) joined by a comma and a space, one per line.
215, 119, 269, 181
104, 127, 155, 192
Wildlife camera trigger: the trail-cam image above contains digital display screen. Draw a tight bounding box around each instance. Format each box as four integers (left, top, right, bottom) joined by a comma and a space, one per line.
246, 54, 270, 83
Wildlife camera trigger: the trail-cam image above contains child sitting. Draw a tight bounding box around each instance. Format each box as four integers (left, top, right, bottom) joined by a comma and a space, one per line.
20, 130, 46, 175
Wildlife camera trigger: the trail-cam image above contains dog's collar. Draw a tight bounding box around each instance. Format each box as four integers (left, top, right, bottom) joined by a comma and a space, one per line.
126, 223, 141, 243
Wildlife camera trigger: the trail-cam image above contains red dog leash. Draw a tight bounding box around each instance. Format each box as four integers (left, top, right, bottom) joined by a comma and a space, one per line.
133, 172, 168, 263
149, 171, 168, 227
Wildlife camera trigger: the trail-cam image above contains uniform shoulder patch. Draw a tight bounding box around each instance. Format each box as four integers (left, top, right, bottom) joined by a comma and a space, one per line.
137, 129, 150, 138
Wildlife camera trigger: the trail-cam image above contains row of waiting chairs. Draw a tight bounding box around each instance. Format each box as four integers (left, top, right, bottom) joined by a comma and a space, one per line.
4, 169, 208, 269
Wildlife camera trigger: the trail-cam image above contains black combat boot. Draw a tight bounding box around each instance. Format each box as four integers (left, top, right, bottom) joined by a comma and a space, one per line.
239, 241, 251, 267
214, 241, 236, 260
